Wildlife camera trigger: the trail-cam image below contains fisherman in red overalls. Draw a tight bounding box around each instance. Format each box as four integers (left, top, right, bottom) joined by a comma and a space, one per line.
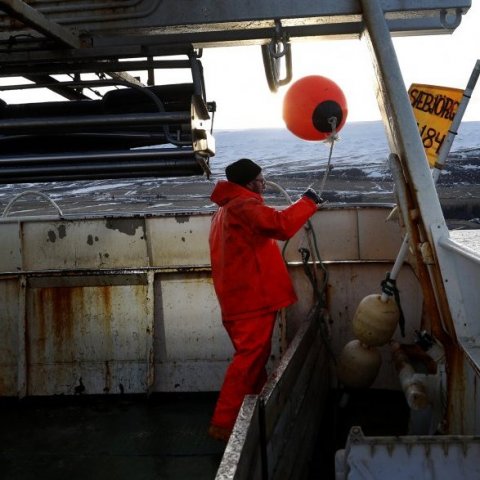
208, 158, 323, 442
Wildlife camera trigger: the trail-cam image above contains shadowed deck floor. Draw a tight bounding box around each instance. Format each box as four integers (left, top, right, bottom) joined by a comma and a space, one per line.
0, 393, 225, 480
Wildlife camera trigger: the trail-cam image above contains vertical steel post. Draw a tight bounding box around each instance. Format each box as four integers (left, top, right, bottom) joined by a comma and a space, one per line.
360, 0, 471, 327
146, 270, 155, 394
360, 0, 477, 435
17, 274, 27, 398
381, 60, 480, 301
359, 0, 448, 234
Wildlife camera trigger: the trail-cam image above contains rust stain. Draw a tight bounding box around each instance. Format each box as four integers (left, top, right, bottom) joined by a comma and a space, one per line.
35, 290, 46, 357
34, 287, 85, 362
325, 283, 333, 311
52, 288, 76, 343
99, 286, 112, 321
24, 283, 151, 394
444, 346, 465, 433
133, 284, 148, 312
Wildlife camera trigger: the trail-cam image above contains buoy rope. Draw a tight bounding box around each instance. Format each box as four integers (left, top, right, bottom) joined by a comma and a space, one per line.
310, 116, 338, 197
381, 272, 405, 337
267, 180, 333, 357
299, 247, 321, 300
304, 220, 329, 292
267, 180, 327, 286
299, 116, 338, 255
299, 245, 336, 362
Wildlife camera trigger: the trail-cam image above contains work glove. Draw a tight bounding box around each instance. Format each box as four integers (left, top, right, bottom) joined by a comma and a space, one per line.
302, 188, 324, 205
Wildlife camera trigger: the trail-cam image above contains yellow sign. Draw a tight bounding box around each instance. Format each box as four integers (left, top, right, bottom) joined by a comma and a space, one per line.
408, 83, 464, 167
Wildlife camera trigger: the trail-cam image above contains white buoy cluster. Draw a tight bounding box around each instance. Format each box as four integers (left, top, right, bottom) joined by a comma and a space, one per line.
336, 294, 400, 388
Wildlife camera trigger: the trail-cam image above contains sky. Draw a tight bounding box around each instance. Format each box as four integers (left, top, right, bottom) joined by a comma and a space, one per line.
200, 2, 480, 129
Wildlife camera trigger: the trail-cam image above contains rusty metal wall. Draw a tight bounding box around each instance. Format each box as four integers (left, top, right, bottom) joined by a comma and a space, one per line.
0, 206, 425, 397
147, 214, 210, 267
0, 279, 21, 396
26, 280, 153, 396
153, 271, 227, 391
23, 218, 150, 270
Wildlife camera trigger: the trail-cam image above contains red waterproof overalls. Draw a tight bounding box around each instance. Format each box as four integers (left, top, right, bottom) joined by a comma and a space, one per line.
209, 180, 318, 431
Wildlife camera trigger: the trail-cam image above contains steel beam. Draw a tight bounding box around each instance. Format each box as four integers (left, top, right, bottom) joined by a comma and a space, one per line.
0, 1, 471, 63
0, 0, 145, 95
360, 0, 449, 231
0, 59, 191, 78
0, 0, 469, 33
0, 112, 191, 133
23, 75, 90, 101
0, 0, 81, 48
0, 155, 205, 183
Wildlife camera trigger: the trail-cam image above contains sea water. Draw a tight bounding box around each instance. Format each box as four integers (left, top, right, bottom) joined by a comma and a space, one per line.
212, 121, 480, 178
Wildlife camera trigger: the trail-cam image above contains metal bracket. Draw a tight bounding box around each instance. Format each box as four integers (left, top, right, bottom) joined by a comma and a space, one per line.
440, 8, 463, 29
261, 19, 293, 93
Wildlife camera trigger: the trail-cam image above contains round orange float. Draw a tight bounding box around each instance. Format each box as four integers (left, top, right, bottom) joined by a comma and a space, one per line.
283, 75, 348, 141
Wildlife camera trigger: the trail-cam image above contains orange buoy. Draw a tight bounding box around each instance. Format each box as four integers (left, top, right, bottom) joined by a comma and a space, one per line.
283, 75, 348, 141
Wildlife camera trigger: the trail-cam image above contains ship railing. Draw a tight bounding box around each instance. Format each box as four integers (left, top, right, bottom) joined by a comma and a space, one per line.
436, 234, 480, 370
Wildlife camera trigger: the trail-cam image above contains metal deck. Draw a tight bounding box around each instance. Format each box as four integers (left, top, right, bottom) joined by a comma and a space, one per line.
0, 394, 224, 480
